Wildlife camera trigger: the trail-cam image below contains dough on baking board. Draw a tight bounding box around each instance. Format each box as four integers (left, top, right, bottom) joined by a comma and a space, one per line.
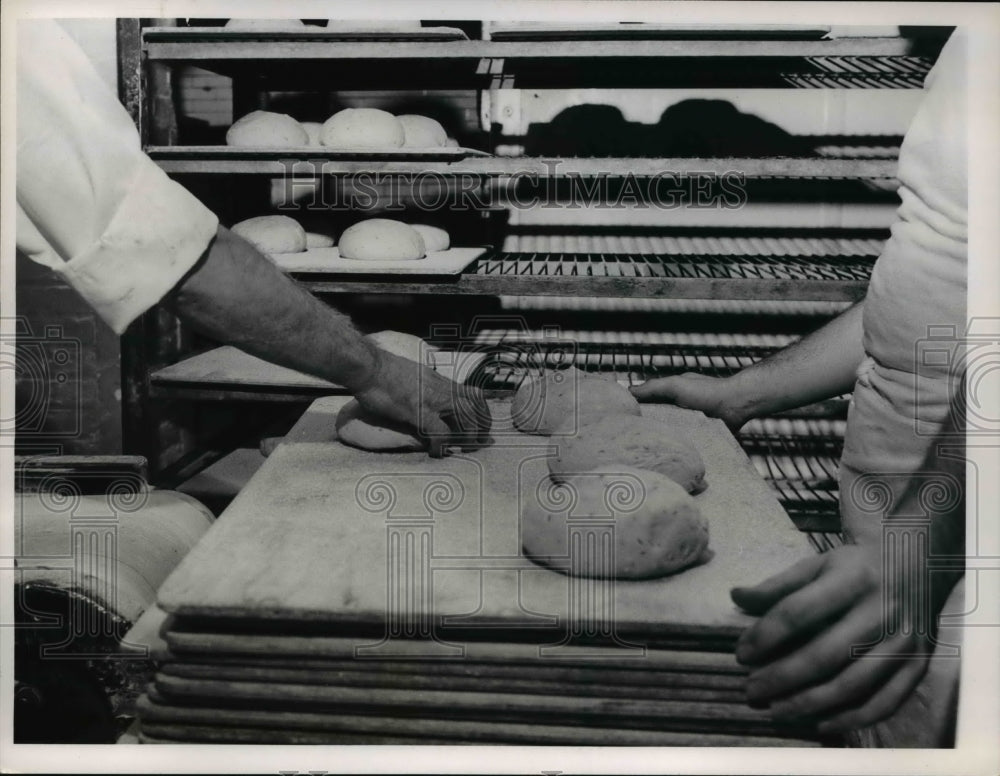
338, 219, 426, 260
511, 367, 641, 435
226, 110, 309, 147
231, 215, 307, 254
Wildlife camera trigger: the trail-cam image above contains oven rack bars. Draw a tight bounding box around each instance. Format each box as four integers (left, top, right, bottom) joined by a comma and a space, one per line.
781, 55, 933, 90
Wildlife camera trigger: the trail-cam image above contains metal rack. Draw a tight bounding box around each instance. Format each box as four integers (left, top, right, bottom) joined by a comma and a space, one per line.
119, 21, 948, 538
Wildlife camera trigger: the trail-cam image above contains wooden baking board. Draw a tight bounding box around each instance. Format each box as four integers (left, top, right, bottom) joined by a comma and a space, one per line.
157, 397, 811, 640
144, 26, 471, 42
156, 662, 745, 702
271, 246, 486, 275
150, 675, 788, 736
146, 146, 491, 162
136, 694, 819, 747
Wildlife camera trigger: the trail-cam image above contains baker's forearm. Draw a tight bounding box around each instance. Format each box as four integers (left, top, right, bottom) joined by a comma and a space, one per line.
164, 226, 381, 392
727, 300, 866, 421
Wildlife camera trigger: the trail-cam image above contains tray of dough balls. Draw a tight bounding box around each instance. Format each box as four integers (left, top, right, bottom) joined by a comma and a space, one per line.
147, 107, 490, 162
156, 362, 813, 641
232, 214, 487, 275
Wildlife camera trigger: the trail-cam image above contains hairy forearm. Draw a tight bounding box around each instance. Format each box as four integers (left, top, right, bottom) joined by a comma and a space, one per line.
163, 226, 381, 392
727, 300, 867, 421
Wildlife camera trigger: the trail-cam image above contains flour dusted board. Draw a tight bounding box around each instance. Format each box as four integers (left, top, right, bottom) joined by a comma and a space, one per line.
157, 397, 810, 637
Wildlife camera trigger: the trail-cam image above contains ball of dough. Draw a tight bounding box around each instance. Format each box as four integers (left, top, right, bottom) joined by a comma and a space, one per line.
364, 330, 438, 365
324, 20, 424, 32
338, 219, 426, 261
411, 224, 450, 252
300, 121, 324, 146
232, 215, 307, 254
522, 466, 710, 579
335, 399, 424, 452
511, 367, 641, 435
227, 110, 309, 147
548, 414, 708, 495
304, 232, 335, 249
445, 137, 460, 148
398, 115, 448, 148
320, 108, 404, 149
225, 19, 306, 31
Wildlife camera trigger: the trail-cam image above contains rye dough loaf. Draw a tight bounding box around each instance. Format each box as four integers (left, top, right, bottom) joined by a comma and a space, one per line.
231, 215, 306, 254
300, 121, 324, 146
226, 110, 309, 147
522, 465, 711, 579
338, 219, 426, 261
304, 232, 335, 249
411, 224, 450, 252
398, 114, 448, 148
548, 414, 708, 494
511, 366, 641, 435
320, 108, 404, 148
334, 331, 438, 452
224, 19, 306, 31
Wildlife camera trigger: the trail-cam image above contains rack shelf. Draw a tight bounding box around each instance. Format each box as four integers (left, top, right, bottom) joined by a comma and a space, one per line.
143, 30, 935, 89
149, 151, 899, 180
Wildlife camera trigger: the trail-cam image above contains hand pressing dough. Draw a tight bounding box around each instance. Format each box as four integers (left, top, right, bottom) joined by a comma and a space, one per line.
334, 330, 438, 452
511, 367, 641, 435
232, 215, 307, 254
227, 110, 309, 147
305, 232, 335, 249
411, 224, 450, 252
338, 219, 426, 260
398, 115, 448, 148
321, 108, 404, 149
300, 121, 324, 146
522, 466, 711, 579
548, 414, 708, 494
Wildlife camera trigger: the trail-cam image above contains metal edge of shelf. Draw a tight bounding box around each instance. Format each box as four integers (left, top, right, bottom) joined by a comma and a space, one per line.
144, 38, 916, 61
149, 156, 899, 179
296, 275, 870, 301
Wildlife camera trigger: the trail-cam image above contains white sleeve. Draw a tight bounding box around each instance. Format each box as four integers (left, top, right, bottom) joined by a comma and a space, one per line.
16, 19, 219, 334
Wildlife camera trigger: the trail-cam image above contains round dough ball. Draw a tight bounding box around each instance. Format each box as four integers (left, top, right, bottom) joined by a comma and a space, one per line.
522, 466, 710, 579
227, 110, 309, 147
338, 219, 426, 261
411, 224, 450, 252
398, 114, 448, 148
364, 330, 437, 365
335, 399, 423, 452
232, 215, 307, 254
511, 367, 641, 435
304, 232, 335, 249
300, 121, 324, 146
324, 20, 424, 32
548, 415, 708, 495
445, 137, 460, 148
225, 19, 306, 31
320, 108, 404, 149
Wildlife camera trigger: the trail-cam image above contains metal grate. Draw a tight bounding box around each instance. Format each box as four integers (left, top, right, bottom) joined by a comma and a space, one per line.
477, 233, 882, 283
783, 55, 933, 88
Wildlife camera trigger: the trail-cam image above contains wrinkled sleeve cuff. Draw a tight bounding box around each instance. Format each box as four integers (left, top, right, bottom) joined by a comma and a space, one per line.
54, 159, 219, 334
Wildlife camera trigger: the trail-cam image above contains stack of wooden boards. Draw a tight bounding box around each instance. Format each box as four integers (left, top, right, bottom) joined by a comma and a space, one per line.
136, 397, 836, 746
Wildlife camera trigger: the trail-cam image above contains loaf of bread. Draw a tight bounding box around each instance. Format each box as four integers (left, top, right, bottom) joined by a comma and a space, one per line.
300, 121, 324, 147
548, 414, 708, 494
411, 224, 450, 252
511, 367, 641, 435
522, 466, 710, 579
226, 110, 309, 147
231, 215, 307, 254
224, 19, 306, 31
338, 219, 426, 261
320, 108, 404, 148
304, 232, 335, 249
398, 115, 448, 148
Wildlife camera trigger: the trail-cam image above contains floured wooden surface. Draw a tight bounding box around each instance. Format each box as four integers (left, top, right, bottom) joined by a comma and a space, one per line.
157, 396, 810, 636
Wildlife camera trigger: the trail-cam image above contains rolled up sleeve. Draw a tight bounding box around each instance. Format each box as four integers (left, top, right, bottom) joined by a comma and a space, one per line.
16, 20, 218, 334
